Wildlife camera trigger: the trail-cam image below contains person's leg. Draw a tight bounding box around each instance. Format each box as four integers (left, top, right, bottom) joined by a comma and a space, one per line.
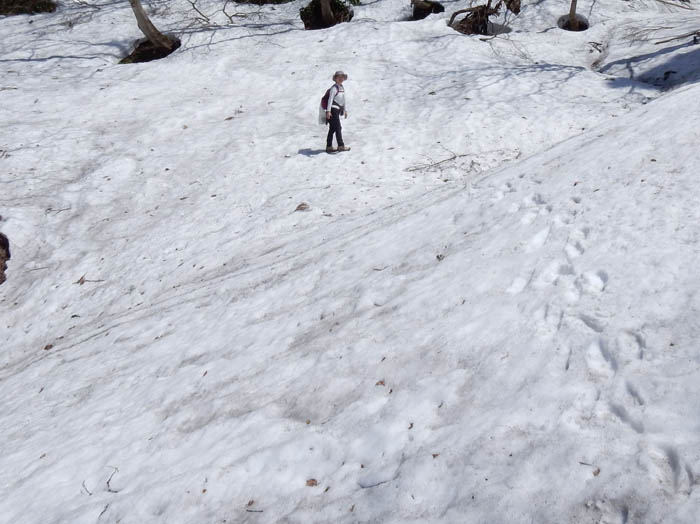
326, 116, 334, 148
332, 108, 344, 147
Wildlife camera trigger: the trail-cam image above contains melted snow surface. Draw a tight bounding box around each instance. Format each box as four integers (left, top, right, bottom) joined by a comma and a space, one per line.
1, 1, 700, 523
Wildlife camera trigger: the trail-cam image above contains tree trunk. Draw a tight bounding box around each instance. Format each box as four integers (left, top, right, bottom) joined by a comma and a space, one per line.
568, 0, 579, 31
128, 0, 175, 50
319, 0, 335, 26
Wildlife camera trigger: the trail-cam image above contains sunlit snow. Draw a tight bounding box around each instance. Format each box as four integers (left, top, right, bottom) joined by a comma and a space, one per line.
2, 0, 700, 522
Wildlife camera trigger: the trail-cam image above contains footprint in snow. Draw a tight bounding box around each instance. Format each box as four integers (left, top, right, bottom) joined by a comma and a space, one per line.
565, 227, 589, 254
521, 211, 539, 225
640, 443, 692, 494
506, 275, 529, 295
575, 313, 605, 333
520, 193, 550, 224
523, 193, 546, 206
492, 182, 517, 202
616, 330, 646, 362
582, 498, 631, 524
608, 402, 645, 434
578, 270, 608, 294
525, 226, 551, 253
585, 338, 617, 378
533, 260, 575, 288
565, 240, 586, 260
625, 380, 645, 406
534, 303, 563, 338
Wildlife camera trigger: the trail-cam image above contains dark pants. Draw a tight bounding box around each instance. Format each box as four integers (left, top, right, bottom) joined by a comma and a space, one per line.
326, 107, 344, 148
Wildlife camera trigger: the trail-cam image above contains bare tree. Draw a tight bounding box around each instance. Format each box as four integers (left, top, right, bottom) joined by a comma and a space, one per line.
568, 0, 580, 32
320, 0, 334, 26
128, 0, 177, 51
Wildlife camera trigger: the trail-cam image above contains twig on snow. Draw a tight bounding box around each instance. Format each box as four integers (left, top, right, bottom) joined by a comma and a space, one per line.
82, 480, 93, 495
222, 0, 248, 23
45, 206, 71, 215
187, 0, 210, 24
106, 466, 120, 493
406, 150, 466, 172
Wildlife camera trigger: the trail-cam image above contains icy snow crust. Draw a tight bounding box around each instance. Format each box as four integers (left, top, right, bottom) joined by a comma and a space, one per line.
1, 0, 700, 522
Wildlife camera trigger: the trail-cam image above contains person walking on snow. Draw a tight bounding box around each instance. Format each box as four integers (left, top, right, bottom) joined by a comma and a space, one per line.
325, 71, 350, 153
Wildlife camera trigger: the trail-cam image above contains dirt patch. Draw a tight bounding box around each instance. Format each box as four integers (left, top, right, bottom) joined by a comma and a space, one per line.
120, 37, 181, 64
231, 0, 293, 3
0, 232, 9, 286
300, 0, 353, 30
558, 14, 589, 31
488, 22, 512, 35
0, 0, 56, 15
411, 0, 444, 21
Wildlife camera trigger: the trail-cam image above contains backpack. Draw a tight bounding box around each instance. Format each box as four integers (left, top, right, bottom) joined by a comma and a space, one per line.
320, 88, 332, 110
320, 84, 343, 110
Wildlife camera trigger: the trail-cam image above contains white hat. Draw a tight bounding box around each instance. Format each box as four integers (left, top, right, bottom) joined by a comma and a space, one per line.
332, 70, 348, 80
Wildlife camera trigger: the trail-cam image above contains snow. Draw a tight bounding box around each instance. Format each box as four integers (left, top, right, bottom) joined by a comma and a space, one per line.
1, 0, 700, 522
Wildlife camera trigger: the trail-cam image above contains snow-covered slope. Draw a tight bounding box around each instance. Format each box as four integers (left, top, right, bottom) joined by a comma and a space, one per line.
1, 1, 699, 523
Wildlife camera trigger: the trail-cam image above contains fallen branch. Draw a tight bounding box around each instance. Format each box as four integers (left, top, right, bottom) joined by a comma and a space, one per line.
654, 0, 694, 10
75, 275, 105, 285
406, 150, 470, 172
655, 29, 700, 45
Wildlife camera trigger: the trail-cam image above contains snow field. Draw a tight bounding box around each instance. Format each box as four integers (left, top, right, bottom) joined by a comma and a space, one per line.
2, 0, 700, 522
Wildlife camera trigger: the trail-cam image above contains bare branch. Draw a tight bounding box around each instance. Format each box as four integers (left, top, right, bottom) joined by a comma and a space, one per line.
98, 504, 110, 520
187, 0, 210, 23
655, 30, 700, 45
448, 7, 480, 27
655, 0, 694, 10
106, 466, 120, 493
81, 480, 93, 496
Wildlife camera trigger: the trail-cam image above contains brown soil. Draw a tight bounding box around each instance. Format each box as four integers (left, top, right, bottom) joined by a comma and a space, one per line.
0, 0, 56, 16
120, 37, 181, 64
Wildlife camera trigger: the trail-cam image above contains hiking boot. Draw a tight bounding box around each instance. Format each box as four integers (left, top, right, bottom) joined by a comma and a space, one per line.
337, 145, 351, 152
326, 146, 336, 153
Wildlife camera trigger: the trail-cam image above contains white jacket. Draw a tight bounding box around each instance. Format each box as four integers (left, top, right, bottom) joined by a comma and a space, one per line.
327, 83, 346, 111
318, 83, 347, 124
